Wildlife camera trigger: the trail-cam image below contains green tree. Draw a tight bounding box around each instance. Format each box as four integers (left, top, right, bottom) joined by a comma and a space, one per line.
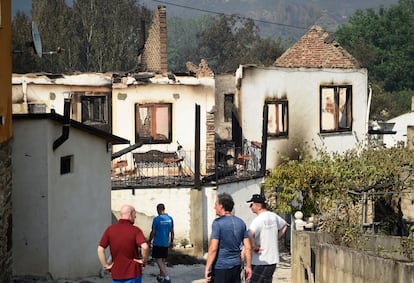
168, 15, 215, 72
335, 0, 414, 118
31, 0, 75, 73
264, 144, 414, 245
196, 14, 285, 73
72, 0, 150, 72
12, 0, 151, 73
12, 11, 37, 73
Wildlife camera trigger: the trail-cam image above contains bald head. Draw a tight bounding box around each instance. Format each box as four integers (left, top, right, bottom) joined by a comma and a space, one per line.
120, 204, 136, 223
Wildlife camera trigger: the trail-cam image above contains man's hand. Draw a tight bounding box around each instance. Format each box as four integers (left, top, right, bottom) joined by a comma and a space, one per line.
103, 263, 113, 270
244, 266, 252, 281
133, 258, 147, 268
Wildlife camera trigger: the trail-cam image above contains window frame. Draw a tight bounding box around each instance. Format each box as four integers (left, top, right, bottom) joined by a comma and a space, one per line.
60, 155, 73, 175
80, 95, 108, 125
320, 85, 352, 133
266, 100, 289, 137
135, 103, 172, 144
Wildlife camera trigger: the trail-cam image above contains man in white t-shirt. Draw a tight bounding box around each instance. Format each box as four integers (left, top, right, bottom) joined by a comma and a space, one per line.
247, 194, 288, 283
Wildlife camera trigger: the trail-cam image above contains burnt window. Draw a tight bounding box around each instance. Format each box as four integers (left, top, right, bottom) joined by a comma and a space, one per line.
224, 93, 234, 122
81, 96, 107, 125
320, 85, 352, 133
28, 103, 46, 113
135, 103, 172, 144
266, 100, 288, 137
60, 155, 73, 175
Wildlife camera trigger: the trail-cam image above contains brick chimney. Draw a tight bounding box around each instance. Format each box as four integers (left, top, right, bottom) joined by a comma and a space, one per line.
142, 5, 168, 74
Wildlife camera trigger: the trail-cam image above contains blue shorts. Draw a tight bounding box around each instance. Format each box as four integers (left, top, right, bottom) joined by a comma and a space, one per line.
112, 277, 142, 283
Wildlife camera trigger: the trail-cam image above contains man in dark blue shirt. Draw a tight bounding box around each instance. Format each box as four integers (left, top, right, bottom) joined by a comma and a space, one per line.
205, 193, 252, 283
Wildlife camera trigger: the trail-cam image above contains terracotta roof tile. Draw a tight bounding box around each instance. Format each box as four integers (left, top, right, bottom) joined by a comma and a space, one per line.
273, 25, 360, 69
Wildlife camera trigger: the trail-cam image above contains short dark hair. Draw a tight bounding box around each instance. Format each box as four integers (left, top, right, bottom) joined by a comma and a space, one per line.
157, 203, 165, 213
217, 193, 234, 212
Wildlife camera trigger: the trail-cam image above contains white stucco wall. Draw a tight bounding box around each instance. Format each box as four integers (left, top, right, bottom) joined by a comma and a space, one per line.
110, 178, 263, 250
111, 188, 193, 242
112, 77, 215, 173
236, 66, 369, 168
12, 118, 112, 279
12, 73, 112, 115
383, 112, 414, 147
12, 120, 50, 275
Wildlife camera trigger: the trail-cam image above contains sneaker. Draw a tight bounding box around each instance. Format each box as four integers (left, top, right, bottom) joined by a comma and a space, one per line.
163, 279, 171, 283
156, 275, 164, 283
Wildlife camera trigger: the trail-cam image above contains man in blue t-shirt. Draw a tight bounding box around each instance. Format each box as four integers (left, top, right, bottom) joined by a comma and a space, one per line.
148, 203, 174, 283
205, 193, 252, 283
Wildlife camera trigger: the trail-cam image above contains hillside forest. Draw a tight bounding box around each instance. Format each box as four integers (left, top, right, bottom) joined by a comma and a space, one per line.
11, 0, 414, 120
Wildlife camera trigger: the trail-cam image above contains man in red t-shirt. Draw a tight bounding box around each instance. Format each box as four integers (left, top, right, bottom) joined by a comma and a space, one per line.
98, 204, 149, 283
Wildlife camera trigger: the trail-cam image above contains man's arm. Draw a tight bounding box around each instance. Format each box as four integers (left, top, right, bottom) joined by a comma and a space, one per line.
148, 229, 155, 244
141, 242, 150, 264
278, 223, 288, 240
248, 229, 261, 254
242, 237, 252, 281
169, 227, 175, 248
204, 238, 219, 281
97, 245, 113, 270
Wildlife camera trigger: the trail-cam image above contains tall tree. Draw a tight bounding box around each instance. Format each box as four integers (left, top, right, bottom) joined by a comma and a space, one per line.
72, 0, 150, 72
31, 0, 75, 73
196, 14, 284, 73
167, 15, 214, 72
12, 11, 37, 73
335, 0, 414, 93
12, 0, 151, 73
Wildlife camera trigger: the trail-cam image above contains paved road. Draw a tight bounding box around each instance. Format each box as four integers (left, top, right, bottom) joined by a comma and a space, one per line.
13, 252, 291, 283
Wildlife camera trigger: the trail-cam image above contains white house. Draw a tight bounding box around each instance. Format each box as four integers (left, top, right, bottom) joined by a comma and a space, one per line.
235, 25, 369, 169
382, 97, 414, 147
12, 73, 113, 133
12, 111, 128, 279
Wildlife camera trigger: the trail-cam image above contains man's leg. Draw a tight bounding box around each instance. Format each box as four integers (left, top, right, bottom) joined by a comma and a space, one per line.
155, 257, 168, 277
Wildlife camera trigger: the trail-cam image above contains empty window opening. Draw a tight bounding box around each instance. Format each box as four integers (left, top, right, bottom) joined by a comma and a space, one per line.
224, 93, 234, 122
81, 96, 107, 125
135, 103, 172, 144
320, 85, 352, 133
266, 100, 288, 137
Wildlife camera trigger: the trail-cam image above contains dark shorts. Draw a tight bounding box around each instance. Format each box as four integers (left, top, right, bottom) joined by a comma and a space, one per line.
212, 265, 242, 283
250, 264, 276, 283
152, 246, 169, 259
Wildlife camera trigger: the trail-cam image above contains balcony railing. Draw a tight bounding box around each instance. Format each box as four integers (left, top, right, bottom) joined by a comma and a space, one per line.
111, 142, 263, 189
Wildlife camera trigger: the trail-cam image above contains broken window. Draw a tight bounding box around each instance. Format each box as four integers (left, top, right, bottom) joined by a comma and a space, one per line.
320, 85, 352, 133
224, 93, 234, 122
135, 103, 172, 144
266, 100, 288, 137
71, 91, 111, 132
81, 96, 107, 124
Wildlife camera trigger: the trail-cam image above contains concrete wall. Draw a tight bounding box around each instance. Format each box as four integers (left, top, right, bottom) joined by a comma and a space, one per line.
112, 76, 215, 174
12, 74, 112, 115
111, 178, 263, 255
291, 231, 414, 283
236, 66, 368, 169
12, 119, 112, 279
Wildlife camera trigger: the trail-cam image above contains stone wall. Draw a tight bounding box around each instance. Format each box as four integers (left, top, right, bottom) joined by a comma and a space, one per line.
0, 140, 12, 282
